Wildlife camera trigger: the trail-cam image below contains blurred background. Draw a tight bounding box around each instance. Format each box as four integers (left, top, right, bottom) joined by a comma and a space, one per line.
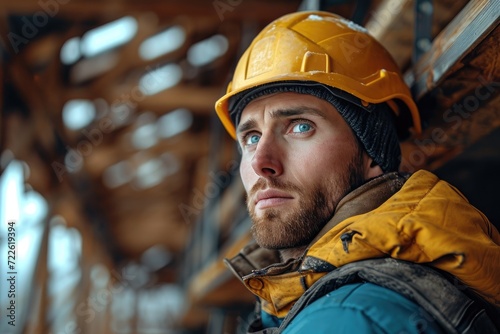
0, 0, 498, 333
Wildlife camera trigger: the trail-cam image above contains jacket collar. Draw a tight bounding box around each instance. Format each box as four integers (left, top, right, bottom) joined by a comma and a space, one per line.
309, 171, 409, 246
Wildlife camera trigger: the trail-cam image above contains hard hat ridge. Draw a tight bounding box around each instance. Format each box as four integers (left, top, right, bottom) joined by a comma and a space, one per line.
215, 10, 421, 140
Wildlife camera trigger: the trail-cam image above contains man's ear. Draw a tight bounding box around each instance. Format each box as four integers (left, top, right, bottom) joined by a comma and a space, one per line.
364, 153, 384, 179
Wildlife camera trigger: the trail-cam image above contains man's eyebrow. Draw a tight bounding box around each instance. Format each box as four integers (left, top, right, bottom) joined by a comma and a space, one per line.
236, 118, 257, 136
269, 107, 327, 119
236, 107, 326, 136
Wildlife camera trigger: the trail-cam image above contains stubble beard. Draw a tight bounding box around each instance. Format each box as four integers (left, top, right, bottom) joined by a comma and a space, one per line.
247, 152, 366, 250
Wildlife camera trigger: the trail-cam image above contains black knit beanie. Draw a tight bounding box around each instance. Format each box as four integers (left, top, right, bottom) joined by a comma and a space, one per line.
228, 81, 401, 172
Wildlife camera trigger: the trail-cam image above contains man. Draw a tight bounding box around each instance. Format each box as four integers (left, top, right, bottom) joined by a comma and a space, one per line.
214, 11, 500, 333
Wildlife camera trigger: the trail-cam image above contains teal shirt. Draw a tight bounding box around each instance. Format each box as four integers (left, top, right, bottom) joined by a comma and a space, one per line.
263, 283, 444, 333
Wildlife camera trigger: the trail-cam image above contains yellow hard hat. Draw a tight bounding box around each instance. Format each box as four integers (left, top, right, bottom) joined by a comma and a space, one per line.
215, 11, 421, 139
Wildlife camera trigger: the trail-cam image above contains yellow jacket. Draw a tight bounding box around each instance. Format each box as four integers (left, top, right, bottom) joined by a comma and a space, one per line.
225, 170, 500, 318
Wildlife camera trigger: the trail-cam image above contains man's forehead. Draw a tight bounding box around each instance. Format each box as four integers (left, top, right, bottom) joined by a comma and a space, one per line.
238, 92, 333, 122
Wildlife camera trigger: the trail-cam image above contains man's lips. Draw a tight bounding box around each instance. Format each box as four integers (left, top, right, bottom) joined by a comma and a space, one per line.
254, 189, 294, 209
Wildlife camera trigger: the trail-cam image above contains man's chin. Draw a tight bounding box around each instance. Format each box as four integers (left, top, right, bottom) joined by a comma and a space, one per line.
253, 237, 289, 250
254, 236, 307, 251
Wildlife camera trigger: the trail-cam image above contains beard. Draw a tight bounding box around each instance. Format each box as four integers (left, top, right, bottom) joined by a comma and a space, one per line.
247, 149, 366, 250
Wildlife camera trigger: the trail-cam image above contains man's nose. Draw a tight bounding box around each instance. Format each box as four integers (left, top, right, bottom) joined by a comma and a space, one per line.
250, 135, 283, 177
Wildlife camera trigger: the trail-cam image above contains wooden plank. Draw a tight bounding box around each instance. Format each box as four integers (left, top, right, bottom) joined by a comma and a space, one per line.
405, 0, 500, 100
134, 85, 225, 114
0, 0, 301, 22
365, 0, 471, 70
401, 94, 500, 172
400, 25, 500, 172
365, 0, 413, 68
185, 230, 254, 307
22, 217, 50, 334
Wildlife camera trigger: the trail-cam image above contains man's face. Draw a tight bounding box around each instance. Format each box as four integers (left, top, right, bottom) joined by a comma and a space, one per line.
237, 92, 368, 250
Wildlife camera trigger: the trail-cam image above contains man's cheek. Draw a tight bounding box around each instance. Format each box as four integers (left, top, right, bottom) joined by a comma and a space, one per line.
240, 164, 256, 192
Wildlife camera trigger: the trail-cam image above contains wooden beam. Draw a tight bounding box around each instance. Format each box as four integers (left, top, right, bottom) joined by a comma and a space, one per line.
365, 0, 413, 68
405, 0, 500, 101
401, 93, 500, 172
365, 0, 471, 70
400, 24, 500, 172
134, 84, 225, 115
80, 130, 211, 178
185, 230, 254, 307
0, 0, 301, 22
22, 216, 50, 334
107, 213, 191, 256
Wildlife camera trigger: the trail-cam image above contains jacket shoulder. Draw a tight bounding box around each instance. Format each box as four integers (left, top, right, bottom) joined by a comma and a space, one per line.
282, 282, 443, 334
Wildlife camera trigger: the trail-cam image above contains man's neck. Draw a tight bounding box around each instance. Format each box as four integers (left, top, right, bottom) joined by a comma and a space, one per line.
280, 245, 308, 263
279, 173, 408, 264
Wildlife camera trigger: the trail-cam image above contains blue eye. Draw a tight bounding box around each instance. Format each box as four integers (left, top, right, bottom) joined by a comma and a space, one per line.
245, 134, 260, 146
292, 123, 312, 133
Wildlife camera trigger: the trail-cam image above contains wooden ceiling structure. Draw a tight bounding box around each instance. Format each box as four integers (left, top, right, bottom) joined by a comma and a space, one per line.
0, 0, 498, 333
